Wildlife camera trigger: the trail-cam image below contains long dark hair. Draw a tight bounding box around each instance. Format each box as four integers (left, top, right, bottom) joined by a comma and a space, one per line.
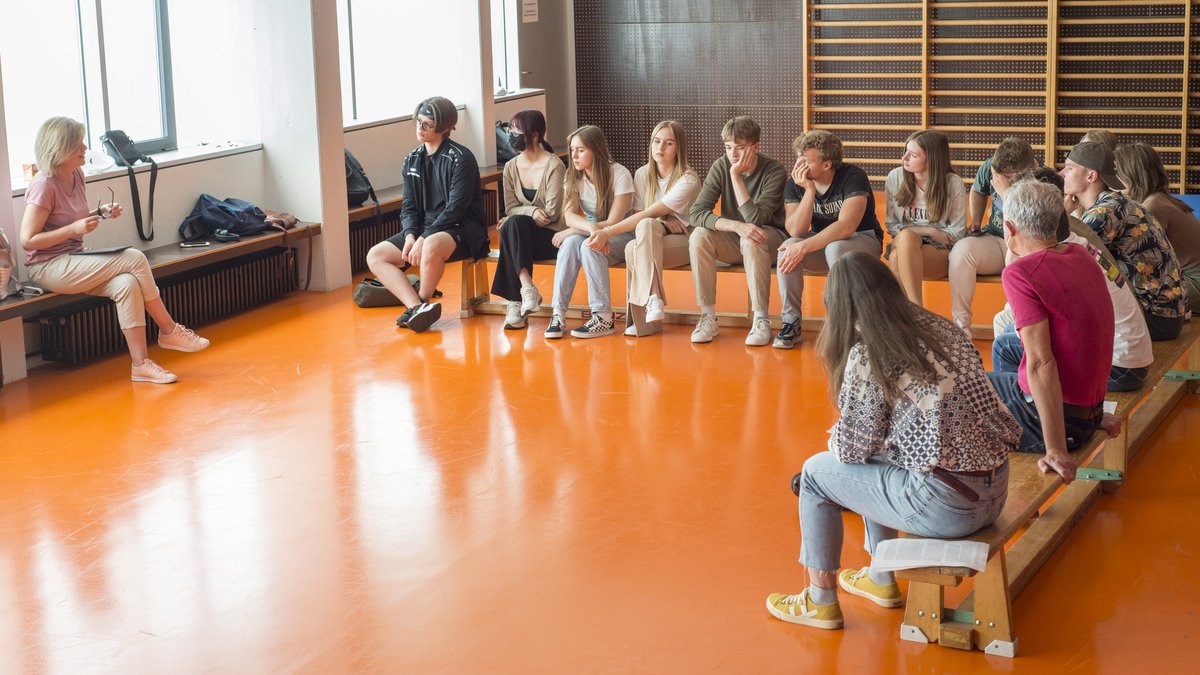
818, 252, 950, 404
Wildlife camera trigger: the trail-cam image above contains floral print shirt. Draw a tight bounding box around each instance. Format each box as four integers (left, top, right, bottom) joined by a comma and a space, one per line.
1080, 191, 1186, 319
828, 310, 1021, 473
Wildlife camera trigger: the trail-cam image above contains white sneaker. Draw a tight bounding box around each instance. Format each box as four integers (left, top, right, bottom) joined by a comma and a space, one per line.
691, 313, 719, 343
646, 295, 665, 322
624, 324, 638, 337
745, 317, 772, 347
504, 301, 526, 329
131, 359, 177, 384
520, 284, 543, 316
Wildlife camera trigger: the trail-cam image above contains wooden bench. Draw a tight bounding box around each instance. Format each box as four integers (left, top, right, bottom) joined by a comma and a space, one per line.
0, 223, 322, 384
896, 320, 1200, 657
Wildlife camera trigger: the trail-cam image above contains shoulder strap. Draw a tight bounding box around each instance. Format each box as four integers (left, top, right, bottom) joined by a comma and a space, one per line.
103, 136, 156, 241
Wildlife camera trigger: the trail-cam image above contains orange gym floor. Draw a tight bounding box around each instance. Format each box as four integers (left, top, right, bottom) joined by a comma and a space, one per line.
0, 263, 1197, 674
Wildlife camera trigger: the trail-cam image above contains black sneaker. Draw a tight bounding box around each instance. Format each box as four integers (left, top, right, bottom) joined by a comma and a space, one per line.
405, 302, 442, 333
544, 315, 566, 339
396, 306, 417, 328
773, 320, 801, 350
570, 314, 615, 339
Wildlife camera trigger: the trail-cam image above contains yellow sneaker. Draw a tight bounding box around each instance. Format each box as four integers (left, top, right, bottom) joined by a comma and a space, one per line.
765, 590, 844, 629
838, 567, 902, 608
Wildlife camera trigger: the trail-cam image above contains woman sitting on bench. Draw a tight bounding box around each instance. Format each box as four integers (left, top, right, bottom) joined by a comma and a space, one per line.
766, 251, 1020, 631
20, 117, 209, 384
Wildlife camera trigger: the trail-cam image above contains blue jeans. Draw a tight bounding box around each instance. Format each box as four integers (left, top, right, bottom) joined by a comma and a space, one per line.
551, 232, 634, 313
992, 325, 1147, 392
986, 370, 1100, 453
797, 452, 1008, 573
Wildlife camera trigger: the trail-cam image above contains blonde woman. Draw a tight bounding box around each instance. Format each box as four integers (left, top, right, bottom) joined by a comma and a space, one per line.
885, 129, 967, 305
19, 117, 209, 384
582, 121, 699, 337
546, 125, 634, 339
490, 109, 564, 330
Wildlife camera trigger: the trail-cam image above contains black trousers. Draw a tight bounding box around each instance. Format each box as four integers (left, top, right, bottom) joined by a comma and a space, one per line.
1144, 309, 1184, 341
490, 215, 559, 302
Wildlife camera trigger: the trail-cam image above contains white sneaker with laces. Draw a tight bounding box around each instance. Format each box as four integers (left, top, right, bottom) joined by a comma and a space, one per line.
158, 324, 210, 352
520, 284, 543, 316
645, 295, 665, 322
691, 313, 719, 343
745, 317, 772, 347
503, 301, 526, 329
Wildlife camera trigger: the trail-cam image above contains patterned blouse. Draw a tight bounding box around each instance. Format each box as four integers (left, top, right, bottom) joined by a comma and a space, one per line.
828, 310, 1021, 473
1080, 191, 1187, 319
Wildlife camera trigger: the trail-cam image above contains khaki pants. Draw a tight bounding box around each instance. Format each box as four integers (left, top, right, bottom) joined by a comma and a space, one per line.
948, 234, 1007, 330
624, 218, 691, 307
28, 249, 160, 329
688, 227, 786, 313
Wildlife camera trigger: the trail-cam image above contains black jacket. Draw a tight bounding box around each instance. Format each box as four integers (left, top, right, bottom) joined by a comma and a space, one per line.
399, 139, 488, 260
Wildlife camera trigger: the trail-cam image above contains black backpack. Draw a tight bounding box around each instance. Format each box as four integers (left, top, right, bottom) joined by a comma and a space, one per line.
345, 149, 378, 208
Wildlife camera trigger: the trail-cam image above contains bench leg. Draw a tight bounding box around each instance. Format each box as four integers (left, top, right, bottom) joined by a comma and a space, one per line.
1, 317, 27, 384
459, 259, 491, 318
973, 552, 1018, 657
1103, 421, 1128, 494
900, 581, 943, 644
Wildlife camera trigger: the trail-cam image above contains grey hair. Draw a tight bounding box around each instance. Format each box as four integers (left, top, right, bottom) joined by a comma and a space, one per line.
1003, 180, 1063, 241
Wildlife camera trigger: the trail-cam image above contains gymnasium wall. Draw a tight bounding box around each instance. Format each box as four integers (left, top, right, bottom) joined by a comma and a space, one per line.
575, 0, 1200, 191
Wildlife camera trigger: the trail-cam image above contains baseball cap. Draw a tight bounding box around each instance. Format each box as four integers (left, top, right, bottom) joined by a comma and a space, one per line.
1066, 141, 1126, 191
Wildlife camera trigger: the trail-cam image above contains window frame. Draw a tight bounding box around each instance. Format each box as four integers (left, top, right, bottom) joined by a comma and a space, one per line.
85, 0, 177, 156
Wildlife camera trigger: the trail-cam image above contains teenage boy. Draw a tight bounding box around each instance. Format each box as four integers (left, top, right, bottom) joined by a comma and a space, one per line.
1061, 141, 1187, 340
366, 96, 487, 333
775, 130, 882, 349
688, 116, 788, 346
949, 138, 1039, 331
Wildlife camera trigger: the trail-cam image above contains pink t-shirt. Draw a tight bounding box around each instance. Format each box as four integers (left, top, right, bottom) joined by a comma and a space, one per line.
23, 168, 87, 265
1002, 244, 1114, 407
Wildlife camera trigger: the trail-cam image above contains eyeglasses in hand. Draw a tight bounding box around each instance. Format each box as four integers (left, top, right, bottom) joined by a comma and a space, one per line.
96, 186, 115, 219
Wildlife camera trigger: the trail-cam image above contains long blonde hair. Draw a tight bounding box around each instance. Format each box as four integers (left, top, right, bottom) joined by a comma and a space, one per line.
564, 125, 616, 220
895, 129, 953, 223
35, 117, 86, 178
643, 120, 695, 203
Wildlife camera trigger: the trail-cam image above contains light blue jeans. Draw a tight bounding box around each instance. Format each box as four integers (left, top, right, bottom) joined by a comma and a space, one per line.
552, 232, 635, 313
797, 452, 1008, 573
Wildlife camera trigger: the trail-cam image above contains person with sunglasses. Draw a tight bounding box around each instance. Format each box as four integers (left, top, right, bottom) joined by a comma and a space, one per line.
19, 117, 209, 384
366, 96, 488, 333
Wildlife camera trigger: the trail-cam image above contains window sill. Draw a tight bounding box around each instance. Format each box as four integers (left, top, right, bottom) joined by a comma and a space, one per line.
10, 142, 263, 197
494, 88, 545, 103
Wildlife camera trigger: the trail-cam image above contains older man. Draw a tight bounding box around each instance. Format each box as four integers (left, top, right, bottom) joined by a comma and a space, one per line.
986, 181, 1116, 484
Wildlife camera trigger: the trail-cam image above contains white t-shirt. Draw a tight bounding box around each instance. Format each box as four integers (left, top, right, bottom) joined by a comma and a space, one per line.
904, 188, 930, 225
579, 163, 634, 222
632, 165, 701, 227
1065, 233, 1153, 369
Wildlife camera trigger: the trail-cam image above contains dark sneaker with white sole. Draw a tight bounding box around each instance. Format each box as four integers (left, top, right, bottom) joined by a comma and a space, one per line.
544, 315, 566, 339
404, 302, 442, 333
773, 320, 801, 349
570, 314, 615, 338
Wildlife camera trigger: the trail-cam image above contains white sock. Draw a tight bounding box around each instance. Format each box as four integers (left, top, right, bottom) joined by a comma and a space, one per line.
809, 584, 837, 605
700, 304, 715, 316
596, 311, 612, 322
754, 311, 768, 321
868, 568, 895, 586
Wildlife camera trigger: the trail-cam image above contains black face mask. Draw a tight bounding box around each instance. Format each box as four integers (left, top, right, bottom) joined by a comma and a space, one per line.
508, 131, 528, 152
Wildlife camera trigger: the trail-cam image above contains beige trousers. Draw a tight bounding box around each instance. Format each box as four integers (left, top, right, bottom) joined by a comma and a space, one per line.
28, 249, 160, 329
688, 226, 786, 313
624, 218, 692, 306
948, 234, 1007, 330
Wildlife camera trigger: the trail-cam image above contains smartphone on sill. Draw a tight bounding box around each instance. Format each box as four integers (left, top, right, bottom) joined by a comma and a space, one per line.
180, 241, 212, 248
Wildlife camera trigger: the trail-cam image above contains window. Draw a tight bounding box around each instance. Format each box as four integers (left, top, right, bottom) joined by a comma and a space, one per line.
1, 0, 175, 181
336, 0, 478, 125
490, 0, 520, 94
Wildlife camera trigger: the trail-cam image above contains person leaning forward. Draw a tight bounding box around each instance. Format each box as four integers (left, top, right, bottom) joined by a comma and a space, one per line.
687, 116, 788, 347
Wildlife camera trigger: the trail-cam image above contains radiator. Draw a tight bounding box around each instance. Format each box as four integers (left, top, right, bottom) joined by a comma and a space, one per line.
348, 189, 499, 274
39, 247, 296, 364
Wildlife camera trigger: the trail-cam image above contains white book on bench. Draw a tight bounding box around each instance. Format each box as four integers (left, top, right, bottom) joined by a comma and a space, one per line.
872, 538, 989, 573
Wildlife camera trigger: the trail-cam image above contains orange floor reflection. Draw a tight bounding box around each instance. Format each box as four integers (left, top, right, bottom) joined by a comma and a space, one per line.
0, 264, 1196, 673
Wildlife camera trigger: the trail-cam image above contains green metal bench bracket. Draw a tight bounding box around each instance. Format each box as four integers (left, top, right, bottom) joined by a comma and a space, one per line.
1165, 370, 1200, 381
946, 608, 975, 624
1077, 468, 1123, 481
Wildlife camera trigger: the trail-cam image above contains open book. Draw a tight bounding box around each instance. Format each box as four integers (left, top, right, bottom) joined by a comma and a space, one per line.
871, 538, 989, 573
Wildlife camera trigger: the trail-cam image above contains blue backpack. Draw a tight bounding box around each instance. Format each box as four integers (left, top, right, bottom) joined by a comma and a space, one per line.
179, 194, 271, 241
